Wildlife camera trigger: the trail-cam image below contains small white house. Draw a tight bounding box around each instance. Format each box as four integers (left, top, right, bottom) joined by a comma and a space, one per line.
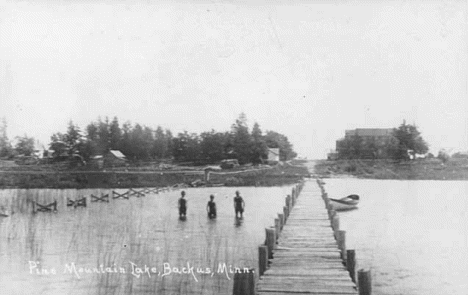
267, 148, 280, 163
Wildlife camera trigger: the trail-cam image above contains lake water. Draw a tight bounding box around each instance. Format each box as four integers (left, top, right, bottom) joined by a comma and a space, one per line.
2, 180, 467, 295
0, 186, 294, 295
324, 179, 468, 295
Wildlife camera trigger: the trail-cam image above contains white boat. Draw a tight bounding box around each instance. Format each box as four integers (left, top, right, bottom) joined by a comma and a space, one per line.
329, 194, 359, 211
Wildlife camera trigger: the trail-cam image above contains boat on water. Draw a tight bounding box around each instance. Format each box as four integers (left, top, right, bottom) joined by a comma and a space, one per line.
329, 194, 360, 211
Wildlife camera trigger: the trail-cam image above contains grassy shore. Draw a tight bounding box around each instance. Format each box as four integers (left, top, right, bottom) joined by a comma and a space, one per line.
314, 158, 468, 180
0, 161, 309, 189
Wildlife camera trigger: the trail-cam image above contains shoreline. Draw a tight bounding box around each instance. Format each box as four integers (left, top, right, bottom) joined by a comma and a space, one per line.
0, 163, 309, 189
314, 158, 468, 181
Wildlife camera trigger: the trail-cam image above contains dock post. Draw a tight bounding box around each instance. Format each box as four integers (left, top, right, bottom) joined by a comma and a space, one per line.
274, 218, 280, 241
358, 269, 372, 295
336, 230, 346, 260
265, 228, 276, 259
278, 213, 284, 230
283, 206, 289, 222
332, 215, 340, 232
328, 208, 336, 221
285, 195, 291, 210
258, 245, 268, 276
233, 268, 255, 295
347, 249, 356, 283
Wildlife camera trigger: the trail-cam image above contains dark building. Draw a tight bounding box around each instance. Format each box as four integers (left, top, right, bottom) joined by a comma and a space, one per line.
335, 128, 395, 159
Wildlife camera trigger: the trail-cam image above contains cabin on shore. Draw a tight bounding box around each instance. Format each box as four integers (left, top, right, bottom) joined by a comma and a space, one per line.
267, 148, 280, 164
91, 150, 128, 169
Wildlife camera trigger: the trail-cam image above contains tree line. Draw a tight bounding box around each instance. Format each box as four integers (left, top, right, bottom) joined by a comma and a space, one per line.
0, 114, 297, 165
0, 118, 36, 159
335, 121, 429, 161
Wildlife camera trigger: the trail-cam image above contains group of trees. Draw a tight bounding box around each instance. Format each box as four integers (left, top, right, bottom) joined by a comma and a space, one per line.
336, 121, 430, 161
0, 118, 36, 159
48, 113, 297, 165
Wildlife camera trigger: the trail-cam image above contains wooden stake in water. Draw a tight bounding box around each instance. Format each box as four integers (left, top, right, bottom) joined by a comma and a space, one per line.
274, 218, 280, 241
278, 213, 284, 230
258, 245, 268, 276
265, 228, 276, 259
358, 269, 372, 295
347, 249, 356, 283
332, 215, 340, 232
336, 230, 346, 260
233, 268, 255, 295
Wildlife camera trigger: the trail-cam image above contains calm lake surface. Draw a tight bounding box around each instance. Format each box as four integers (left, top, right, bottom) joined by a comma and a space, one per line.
0, 186, 294, 295
2, 180, 467, 294
324, 179, 468, 295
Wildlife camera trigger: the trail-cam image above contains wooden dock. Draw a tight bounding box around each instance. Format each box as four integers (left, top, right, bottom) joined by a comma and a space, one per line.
256, 179, 359, 295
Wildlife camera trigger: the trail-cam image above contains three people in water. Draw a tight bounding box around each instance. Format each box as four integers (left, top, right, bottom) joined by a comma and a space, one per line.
177, 190, 245, 219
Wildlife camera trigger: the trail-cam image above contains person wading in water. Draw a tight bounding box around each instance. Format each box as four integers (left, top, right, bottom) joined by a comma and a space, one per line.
178, 191, 187, 218
233, 191, 245, 218
207, 195, 217, 219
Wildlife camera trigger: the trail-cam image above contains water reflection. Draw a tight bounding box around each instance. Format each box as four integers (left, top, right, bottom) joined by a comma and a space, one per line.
234, 217, 243, 228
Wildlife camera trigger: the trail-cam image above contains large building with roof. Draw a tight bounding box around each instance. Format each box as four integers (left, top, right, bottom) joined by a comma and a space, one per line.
335, 128, 395, 159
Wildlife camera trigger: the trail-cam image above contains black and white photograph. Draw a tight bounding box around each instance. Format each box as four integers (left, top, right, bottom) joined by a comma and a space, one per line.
0, 0, 467, 294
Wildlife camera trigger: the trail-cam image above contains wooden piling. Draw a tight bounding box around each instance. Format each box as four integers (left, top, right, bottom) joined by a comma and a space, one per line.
278, 213, 284, 229
274, 218, 280, 241
336, 230, 346, 260
265, 228, 276, 259
358, 269, 372, 295
332, 215, 340, 232
347, 249, 356, 283
258, 245, 268, 276
285, 195, 291, 210
328, 208, 337, 221
283, 206, 288, 221
233, 268, 255, 295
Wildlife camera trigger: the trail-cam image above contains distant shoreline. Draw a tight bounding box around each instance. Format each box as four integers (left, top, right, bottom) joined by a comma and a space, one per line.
313, 158, 468, 181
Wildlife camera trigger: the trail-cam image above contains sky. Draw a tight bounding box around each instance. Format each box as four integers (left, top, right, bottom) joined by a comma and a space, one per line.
0, 0, 467, 159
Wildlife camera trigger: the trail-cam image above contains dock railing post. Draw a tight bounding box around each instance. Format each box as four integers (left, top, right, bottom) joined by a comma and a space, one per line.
332, 215, 340, 232
358, 269, 372, 295
328, 208, 336, 221
336, 230, 346, 260
274, 218, 280, 241
233, 268, 256, 295
283, 206, 289, 222
265, 228, 276, 259
278, 213, 284, 230
347, 249, 356, 283
258, 245, 268, 276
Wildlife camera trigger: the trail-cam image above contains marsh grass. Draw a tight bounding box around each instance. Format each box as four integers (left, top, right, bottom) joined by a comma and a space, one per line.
0, 186, 292, 295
